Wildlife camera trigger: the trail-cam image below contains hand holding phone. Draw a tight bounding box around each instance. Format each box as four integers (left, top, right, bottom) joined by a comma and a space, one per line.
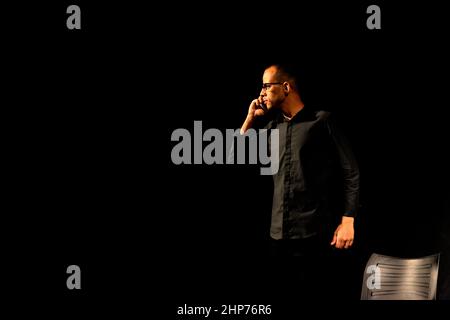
258, 102, 268, 113
241, 99, 267, 134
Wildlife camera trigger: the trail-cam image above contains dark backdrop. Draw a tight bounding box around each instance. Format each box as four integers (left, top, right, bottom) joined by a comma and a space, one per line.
4, 0, 449, 314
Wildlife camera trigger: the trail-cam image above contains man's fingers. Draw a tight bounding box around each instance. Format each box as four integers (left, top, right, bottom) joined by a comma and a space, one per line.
250, 99, 266, 116
339, 238, 353, 249
257, 96, 264, 104
330, 234, 337, 245
248, 99, 258, 113
254, 109, 265, 116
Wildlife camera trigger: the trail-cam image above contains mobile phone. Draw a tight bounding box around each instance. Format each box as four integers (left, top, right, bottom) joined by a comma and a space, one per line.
258, 102, 268, 113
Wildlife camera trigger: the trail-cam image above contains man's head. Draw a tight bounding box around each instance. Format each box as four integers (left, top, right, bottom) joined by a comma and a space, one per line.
260, 64, 304, 112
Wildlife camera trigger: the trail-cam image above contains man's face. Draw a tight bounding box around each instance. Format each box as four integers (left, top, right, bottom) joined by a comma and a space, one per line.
260, 66, 286, 110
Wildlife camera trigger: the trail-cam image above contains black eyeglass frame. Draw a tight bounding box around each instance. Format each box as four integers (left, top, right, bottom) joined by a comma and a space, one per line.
261, 82, 284, 90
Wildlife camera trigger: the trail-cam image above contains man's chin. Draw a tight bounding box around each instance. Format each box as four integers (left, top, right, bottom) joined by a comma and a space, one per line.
267, 104, 277, 112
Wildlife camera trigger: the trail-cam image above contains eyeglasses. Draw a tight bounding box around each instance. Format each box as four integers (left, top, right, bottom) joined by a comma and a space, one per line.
261, 82, 283, 91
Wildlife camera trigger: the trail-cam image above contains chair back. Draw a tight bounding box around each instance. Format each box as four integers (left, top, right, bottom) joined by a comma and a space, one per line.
361, 253, 440, 300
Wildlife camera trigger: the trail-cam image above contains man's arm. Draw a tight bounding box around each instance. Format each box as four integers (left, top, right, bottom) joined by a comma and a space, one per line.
327, 117, 360, 249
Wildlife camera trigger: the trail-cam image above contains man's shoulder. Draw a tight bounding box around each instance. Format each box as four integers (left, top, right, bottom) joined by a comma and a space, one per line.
314, 110, 332, 121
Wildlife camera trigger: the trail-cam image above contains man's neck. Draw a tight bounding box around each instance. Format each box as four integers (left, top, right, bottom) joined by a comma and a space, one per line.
282, 101, 305, 119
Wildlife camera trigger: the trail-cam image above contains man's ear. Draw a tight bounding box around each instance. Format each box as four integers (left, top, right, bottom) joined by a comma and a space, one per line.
283, 82, 290, 95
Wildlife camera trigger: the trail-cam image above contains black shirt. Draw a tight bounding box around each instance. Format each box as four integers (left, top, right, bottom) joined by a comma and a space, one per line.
266, 107, 360, 240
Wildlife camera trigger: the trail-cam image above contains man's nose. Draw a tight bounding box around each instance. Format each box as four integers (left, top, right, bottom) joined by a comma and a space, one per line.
260, 88, 266, 96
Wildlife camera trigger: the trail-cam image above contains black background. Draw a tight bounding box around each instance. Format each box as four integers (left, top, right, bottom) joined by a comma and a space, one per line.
4, 0, 449, 316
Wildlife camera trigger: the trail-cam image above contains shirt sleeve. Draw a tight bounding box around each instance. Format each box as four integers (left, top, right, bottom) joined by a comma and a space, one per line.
326, 116, 360, 217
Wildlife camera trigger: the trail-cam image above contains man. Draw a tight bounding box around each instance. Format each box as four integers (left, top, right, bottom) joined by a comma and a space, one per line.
240, 64, 360, 296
